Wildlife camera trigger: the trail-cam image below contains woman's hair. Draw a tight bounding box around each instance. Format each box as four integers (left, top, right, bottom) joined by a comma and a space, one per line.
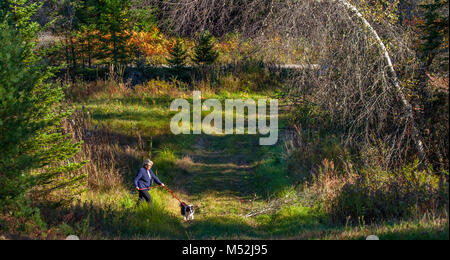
143, 159, 153, 167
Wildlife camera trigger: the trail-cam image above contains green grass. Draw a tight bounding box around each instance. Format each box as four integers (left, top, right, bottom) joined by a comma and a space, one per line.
53, 90, 449, 240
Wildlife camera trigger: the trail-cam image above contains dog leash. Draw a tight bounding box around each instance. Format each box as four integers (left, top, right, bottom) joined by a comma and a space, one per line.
137, 185, 186, 206
162, 186, 187, 207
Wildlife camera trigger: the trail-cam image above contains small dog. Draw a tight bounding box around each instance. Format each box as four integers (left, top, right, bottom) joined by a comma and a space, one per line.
180, 202, 195, 222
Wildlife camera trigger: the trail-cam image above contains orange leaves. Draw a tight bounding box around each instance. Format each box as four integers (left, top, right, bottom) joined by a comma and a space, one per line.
69, 26, 250, 64
218, 37, 239, 53
128, 27, 171, 57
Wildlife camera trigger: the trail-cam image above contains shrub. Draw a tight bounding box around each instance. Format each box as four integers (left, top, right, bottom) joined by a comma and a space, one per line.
192, 30, 219, 66
167, 38, 188, 70
284, 103, 350, 182
64, 110, 145, 192
305, 159, 449, 224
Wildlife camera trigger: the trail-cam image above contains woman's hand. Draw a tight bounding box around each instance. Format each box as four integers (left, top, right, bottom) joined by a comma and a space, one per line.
161, 183, 165, 187
136, 186, 139, 190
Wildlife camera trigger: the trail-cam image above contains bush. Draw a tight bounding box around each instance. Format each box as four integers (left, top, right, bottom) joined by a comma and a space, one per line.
305, 159, 449, 224
192, 31, 219, 66
0, 198, 50, 238
284, 103, 351, 182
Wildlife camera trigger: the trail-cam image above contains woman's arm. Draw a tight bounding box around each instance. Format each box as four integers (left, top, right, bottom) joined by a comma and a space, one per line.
134, 168, 143, 188
150, 170, 163, 185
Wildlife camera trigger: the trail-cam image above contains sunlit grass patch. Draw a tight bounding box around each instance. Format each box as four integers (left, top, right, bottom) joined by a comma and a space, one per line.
324, 218, 449, 240
259, 204, 325, 237
187, 215, 258, 240
84, 101, 173, 136
77, 188, 186, 239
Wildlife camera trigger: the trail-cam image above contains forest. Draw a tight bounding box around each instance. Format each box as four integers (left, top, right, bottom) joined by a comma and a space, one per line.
0, 0, 448, 240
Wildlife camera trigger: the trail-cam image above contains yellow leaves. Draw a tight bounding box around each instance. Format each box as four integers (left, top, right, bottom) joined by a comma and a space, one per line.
218, 37, 239, 53
69, 26, 265, 64
355, 0, 400, 26
128, 28, 172, 57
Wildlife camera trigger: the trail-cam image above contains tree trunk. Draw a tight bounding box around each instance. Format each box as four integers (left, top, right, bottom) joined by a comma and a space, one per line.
335, 0, 428, 167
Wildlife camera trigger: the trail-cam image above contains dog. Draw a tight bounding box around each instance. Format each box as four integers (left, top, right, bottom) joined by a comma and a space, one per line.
180, 202, 195, 222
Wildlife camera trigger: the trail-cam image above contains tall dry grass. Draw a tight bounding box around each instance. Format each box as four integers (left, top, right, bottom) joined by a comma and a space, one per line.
301, 158, 448, 224
63, 109, 146, 192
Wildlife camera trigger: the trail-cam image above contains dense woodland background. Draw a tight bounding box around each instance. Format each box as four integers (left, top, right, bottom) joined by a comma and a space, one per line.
0, 0, 448, 240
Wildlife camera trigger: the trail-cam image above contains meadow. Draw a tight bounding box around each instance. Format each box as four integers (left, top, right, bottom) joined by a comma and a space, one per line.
22, 74, 445, 240
1, 0, 448, 241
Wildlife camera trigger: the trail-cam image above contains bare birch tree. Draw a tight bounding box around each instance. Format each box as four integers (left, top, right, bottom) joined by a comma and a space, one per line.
154, 0, 432, 169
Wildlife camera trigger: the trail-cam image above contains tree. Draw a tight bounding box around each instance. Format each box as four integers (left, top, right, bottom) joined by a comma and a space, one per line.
0, 0, 42, 42
53, 0, 84, 74
418, 0, 449, 69
97, 0, 133, 65
75, 0, 101, 69
159, 0, 434, 169
335, 0, 428, 168
167, 38, 188, 70
0, 19, 85, 206
129, 0, 157, 32
192, 30, 219, 65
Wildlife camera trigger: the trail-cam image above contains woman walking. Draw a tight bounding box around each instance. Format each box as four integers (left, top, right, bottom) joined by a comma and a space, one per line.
134, 159, 165, 205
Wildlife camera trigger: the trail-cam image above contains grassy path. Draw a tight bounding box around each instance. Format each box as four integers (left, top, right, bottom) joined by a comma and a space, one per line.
176, 135, 257, 198
170, 132, 274, 239
81, 93, 285, 239
79, 94, 448, 240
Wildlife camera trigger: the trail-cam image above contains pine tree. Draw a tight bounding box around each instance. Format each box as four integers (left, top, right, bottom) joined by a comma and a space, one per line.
167, 38, 188, 70
418, 0, 449, 68
192, 31, 219, 66
0, 0, 42, 42
0, 19, 85, 206
129, 0, 157, 32
76, 0, 101, 68
54, 0, 84, 74
97, 0, 133, 65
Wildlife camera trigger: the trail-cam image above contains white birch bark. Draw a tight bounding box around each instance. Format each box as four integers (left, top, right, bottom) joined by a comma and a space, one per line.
335, 0, 427, 166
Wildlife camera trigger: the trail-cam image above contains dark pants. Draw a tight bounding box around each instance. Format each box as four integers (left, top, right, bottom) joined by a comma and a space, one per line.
138, 189, 153, 205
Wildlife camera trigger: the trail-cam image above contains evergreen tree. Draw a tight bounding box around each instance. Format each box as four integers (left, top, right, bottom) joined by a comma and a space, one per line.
76, 0, 100, 68
97, 0, 133, 65
0, 0, 42, 42
167, 38, 188, 69
129, 0, 157, 32
192, 30, 219, 66
52, 0, 100, 70
418, 0, 449, 69
0, 19, 84, 206
53, 0, 84, 73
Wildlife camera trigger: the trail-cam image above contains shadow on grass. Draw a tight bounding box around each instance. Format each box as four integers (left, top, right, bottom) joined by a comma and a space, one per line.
185, 208, 331, 240
186, 212, 449, 240
90, 110, 169, 123
38, 192, 449, 240
41, 200, 186, 240
186, 216, 260, 239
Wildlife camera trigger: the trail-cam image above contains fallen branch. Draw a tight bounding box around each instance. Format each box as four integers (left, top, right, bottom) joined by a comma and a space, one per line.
243, 197, 297, 218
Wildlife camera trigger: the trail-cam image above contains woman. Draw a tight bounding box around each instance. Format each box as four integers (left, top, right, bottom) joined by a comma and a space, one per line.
134, 159, 165, 204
